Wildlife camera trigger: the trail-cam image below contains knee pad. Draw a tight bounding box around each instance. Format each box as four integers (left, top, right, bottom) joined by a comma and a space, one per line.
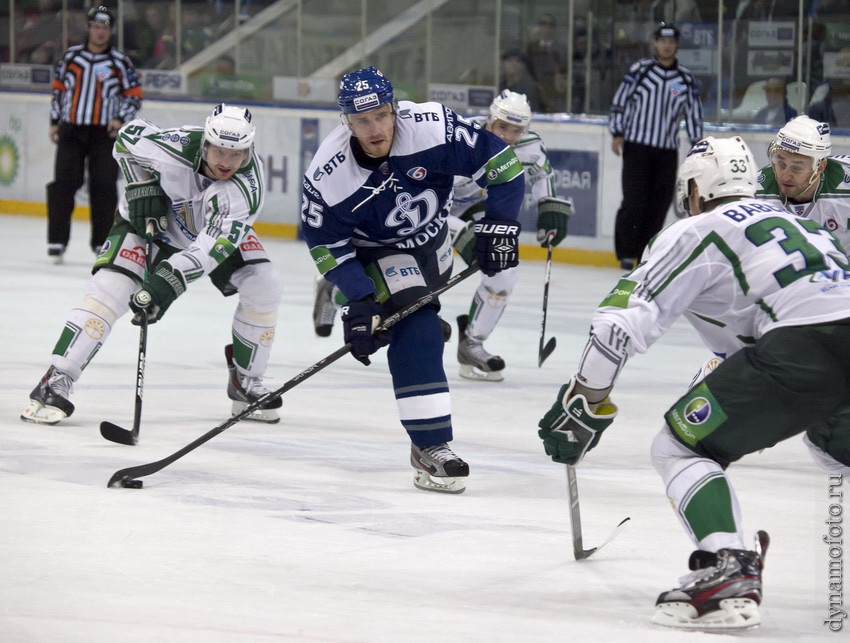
231, 263, 282, 315
481, 265, 518, 295
83, 269, 137, 319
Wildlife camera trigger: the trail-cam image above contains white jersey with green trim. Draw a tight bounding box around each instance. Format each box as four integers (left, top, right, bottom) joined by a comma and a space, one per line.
450, 117, 556, 216
113, 118, 265, 280
579, 197, 850, 390
756, 155, 850, 251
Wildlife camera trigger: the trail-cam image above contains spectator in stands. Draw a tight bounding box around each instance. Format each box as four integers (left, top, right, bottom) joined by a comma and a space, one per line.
754, 77, 797, 126
499, 50, 545, 112
525, 13, 568, 112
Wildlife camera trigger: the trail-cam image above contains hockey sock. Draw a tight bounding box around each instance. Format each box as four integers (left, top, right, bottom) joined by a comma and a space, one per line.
388, 307, 452, 447
652, 426, 744, 551
50, 301, 115, 380
231, 305, 276, 377
465, 270, 517, 339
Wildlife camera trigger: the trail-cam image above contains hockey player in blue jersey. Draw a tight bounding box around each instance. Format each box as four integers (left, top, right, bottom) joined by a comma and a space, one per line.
301, 67, 524, 493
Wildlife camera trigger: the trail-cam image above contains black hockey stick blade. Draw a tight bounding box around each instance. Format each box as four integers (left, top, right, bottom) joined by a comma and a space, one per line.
107, 264, 480, 488
566, 464, 630, 560
100, 421, 138, 446
538, 336, 557, 367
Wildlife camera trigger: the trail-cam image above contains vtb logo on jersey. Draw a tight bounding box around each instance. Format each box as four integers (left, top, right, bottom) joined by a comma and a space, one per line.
384, 190, 439, 235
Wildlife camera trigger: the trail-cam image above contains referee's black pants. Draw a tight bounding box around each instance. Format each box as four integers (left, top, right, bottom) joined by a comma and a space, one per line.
46, 123, 119, 254
614, 142, 678, 262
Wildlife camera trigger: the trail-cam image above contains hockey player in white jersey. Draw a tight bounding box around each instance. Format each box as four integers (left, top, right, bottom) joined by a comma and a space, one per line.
756, 115, 850, 251
22, 104, 283, 425
301, 67, 524, 494
448, 90, 572, 381
537, 136, 850, 631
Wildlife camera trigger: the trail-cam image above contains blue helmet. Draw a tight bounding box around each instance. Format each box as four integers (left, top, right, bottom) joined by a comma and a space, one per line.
338, 66, 394, 115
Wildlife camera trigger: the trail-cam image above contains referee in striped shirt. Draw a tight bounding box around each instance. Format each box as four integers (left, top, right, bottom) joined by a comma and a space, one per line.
46, 5, 143, 263
609, 22, 703, 270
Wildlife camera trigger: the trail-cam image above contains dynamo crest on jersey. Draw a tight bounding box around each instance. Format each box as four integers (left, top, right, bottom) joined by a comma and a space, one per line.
684, 397, 711, 425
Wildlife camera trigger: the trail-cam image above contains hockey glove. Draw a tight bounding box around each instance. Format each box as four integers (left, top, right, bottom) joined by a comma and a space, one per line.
536, 198, 573, 247
537, 378, 618, 465
473, 217, 521, 277
129, 261, 187, 325
452, 220, 476, 266
341, 297, 390, 366
126, 178, 170, 239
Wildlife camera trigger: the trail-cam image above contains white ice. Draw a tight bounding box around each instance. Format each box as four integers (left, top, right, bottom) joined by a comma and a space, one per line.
1, 215, 831, 642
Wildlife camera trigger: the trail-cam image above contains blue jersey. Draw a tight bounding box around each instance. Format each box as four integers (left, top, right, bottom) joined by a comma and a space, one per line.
301, 100, 524, 301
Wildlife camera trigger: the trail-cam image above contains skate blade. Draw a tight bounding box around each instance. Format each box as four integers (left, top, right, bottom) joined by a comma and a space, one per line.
231, 401, 281, 424
458, 363, 504, 382
651, 598, 761, 632
412, 469, 467, 494
20, 401, 67, 425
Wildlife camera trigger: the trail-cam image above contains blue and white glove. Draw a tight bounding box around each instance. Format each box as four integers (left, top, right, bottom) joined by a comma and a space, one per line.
473, 217, 521, 276
129, 261, 186, 325
537, 378, 618, 465
341, 297, 390, 366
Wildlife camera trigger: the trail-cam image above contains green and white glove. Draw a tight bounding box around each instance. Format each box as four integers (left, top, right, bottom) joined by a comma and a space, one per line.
537, 378, 618, 465
129, 260, 186, 325
126, 178, 170, 239
536, 198, 573, 247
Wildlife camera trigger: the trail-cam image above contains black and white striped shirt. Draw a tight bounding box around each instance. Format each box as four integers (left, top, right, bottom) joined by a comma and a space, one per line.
609, 57, 703, 150
50, 44, 143, 126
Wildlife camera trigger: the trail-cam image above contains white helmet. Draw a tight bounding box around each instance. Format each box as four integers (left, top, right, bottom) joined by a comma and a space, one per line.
677, 136, 757, 214
488, 90, 532, 132
202, 104, 255, 166
768, 115, 831, 171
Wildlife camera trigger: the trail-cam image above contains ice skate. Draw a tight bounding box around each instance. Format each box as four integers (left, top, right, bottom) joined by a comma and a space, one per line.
312, 276, 336, 337
21, 366, 75, 425
410, 442, 469, 494
48, 244, 65, 265
456, 314, 504, 382
225, 344, 281, 423
652, 539, 766, 632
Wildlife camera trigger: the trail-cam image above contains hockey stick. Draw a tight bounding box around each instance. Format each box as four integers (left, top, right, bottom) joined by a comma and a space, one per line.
100, 222, 155, 446
107, 263, 480, 488
566, 464, 631, 560
538, 236, 557, 367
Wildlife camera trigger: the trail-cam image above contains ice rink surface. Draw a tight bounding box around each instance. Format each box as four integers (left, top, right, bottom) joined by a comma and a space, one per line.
1, 215, 833, 642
